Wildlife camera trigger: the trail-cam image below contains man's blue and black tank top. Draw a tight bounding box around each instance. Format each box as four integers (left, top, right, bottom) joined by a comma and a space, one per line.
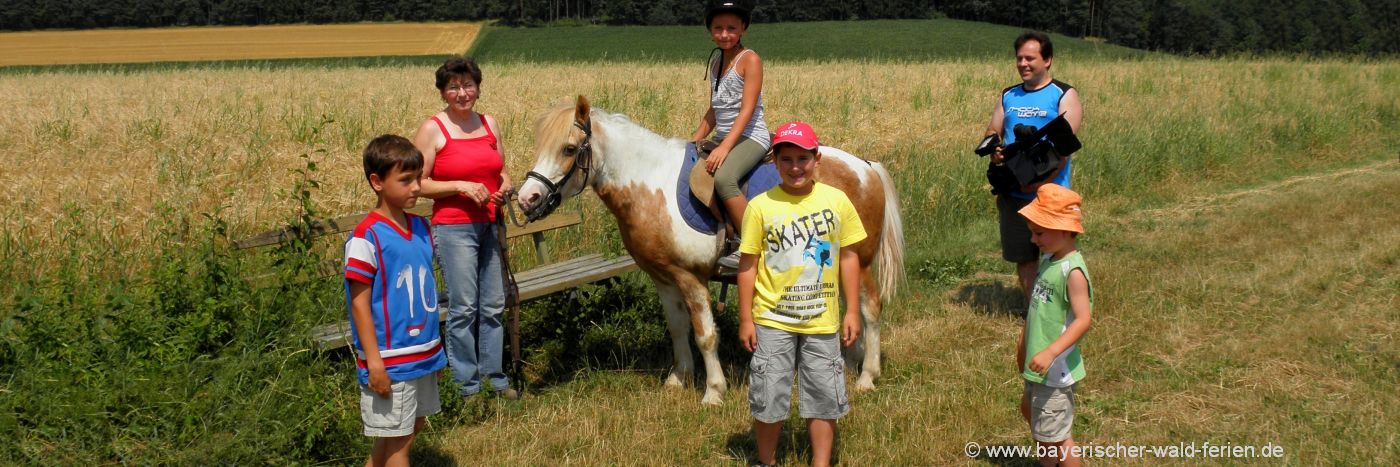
1002, 79, 1075, 200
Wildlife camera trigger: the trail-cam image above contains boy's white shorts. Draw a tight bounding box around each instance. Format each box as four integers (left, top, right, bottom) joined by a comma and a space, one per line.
1024, 380, 1075, 443
361, 372, 441, 437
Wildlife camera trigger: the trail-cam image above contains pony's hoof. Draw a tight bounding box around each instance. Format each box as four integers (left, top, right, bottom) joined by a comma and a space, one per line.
701, 391, 724, 406
854, 375, 877, 393
664, 373, 687, 389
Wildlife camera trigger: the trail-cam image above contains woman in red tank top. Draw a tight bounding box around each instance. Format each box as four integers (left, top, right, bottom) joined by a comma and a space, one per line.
411, 58, 517, 400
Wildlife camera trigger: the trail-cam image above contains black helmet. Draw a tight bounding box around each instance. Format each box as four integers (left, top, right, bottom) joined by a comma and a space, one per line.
705, 1, 751, 28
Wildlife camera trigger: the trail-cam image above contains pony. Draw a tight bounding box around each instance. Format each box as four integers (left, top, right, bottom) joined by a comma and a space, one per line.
516, 96, 904, 405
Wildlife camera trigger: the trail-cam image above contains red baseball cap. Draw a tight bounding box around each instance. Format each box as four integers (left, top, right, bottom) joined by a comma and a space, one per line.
772, 121, 819, 150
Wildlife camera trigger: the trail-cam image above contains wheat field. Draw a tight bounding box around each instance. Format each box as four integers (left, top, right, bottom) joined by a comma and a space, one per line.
0, 22, 480, 66
1, 59, 1395, 268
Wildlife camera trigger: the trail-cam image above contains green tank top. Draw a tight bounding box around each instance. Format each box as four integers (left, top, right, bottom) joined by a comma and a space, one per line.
1023, 250, 1091, 387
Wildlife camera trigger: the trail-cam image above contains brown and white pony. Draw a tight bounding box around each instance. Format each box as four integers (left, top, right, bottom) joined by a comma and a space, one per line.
517, 96, 904, 405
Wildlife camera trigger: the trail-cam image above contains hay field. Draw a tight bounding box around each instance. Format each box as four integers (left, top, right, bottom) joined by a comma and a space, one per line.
2, 59, 1395, 269
0, 22, 480, 66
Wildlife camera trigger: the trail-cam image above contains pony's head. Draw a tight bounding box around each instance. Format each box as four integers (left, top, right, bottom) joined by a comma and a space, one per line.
518, 95, 597, 222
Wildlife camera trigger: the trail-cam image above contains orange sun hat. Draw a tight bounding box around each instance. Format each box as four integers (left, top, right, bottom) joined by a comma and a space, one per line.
1018, 184, 1085, 233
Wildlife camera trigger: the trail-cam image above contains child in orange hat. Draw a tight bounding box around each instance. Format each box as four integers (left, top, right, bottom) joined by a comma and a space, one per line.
1016, 183, 1093, 466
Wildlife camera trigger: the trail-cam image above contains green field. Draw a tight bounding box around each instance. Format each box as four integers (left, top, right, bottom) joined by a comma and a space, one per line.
2, 19, 1397, 465
470, 19, 1147, 63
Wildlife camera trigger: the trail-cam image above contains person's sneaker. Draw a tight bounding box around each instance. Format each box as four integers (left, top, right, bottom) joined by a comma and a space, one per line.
717, 250, 742, 270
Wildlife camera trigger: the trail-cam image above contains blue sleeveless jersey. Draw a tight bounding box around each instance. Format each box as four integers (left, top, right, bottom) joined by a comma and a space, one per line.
343, 212, 446, 385
1002, 79, 1075, 199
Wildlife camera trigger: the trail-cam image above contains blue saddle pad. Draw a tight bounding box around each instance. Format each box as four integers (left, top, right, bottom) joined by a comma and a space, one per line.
677, 144, 782, 234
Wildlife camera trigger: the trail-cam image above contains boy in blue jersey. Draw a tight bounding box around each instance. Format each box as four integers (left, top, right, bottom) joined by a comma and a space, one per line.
344, 134, 447, 467
983, 31, 1084, 304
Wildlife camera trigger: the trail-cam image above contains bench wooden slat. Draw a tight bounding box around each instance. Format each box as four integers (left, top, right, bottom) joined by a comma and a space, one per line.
234, 199, 581, 249
309, 255, 638, 350
517, 256, 638, 299
515, 255, 629, 295
510, 253, 604, 284
502, 212, 583, 240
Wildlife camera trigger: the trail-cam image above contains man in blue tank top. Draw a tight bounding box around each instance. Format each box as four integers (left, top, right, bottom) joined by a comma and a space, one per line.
982, 31, 1084, 304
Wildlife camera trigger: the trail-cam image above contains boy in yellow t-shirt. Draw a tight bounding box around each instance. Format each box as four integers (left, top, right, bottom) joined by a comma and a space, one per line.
737, 121, 866, 467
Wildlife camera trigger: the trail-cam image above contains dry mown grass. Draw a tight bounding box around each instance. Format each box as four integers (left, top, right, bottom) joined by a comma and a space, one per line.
0, 22, 480, 66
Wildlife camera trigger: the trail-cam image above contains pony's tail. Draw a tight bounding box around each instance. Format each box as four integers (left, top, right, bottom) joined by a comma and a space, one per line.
872, 161, 905, 303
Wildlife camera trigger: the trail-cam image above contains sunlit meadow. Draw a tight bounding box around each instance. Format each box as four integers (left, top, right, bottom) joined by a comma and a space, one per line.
2, 55, 1397, 463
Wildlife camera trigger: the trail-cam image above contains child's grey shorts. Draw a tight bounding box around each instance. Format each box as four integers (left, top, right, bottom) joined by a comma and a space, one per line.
748, 324, 850, 423
361, 372, 441, 437
1024, 380, 1076, 443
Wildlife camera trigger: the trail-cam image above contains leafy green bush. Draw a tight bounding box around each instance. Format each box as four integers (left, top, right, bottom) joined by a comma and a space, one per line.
0, 207, 365, 463
519, 276, 669, 382
0, 147, 365, 464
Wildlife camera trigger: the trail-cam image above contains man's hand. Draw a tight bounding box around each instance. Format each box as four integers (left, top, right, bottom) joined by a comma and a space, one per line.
990, 146, 1006, 164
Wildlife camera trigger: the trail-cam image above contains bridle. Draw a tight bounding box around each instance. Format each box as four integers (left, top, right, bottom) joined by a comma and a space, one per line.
492, 116, 596, 396
521, 118, 595, 223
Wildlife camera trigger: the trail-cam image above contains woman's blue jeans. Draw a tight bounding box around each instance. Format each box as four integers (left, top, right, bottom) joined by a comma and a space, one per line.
434, 222, 508, 395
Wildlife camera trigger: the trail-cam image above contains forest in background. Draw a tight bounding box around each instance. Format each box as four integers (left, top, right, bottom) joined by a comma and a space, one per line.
5, 0, 1398, 55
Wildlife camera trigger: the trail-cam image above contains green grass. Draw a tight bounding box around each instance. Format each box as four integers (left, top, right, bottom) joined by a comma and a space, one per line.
469, 19, 1149, 63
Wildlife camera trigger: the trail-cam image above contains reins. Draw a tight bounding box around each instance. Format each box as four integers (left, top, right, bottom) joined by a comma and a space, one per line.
494, 204, 525, 396
494, 116, 600, 393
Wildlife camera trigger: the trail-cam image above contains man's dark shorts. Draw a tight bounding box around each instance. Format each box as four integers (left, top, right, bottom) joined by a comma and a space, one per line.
997, 195, 1039, 263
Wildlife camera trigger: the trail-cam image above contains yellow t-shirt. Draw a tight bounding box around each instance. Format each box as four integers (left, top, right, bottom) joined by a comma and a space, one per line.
739, 183, 867, 334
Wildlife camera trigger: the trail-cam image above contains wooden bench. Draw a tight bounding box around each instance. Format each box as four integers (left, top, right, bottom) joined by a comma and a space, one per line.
234, 200, 637, 349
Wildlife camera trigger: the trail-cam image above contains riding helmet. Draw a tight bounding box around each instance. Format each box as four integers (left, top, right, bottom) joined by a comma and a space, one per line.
705, 0, 751, 28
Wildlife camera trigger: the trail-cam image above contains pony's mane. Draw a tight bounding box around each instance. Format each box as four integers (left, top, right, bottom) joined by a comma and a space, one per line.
533, 101, 673, 154
533, 102, 581, 154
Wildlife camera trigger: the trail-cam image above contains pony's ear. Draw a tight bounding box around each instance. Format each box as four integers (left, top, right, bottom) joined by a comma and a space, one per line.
574, 95, 591, 123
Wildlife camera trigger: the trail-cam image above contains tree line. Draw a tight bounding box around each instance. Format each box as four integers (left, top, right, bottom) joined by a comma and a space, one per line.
4, 0, 1397, 55
935, 0, 1400, 55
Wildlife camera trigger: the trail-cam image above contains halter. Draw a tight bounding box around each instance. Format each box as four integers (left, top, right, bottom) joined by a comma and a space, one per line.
522, 118, 594, 222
